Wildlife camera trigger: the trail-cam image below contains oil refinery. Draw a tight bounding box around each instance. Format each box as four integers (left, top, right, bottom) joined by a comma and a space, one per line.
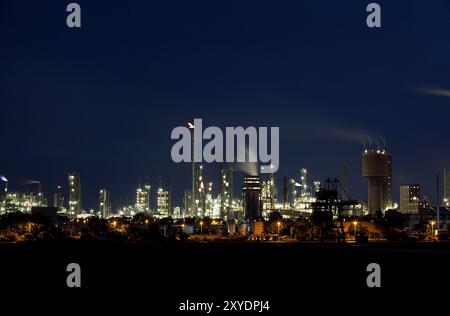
0, 147, 448, 229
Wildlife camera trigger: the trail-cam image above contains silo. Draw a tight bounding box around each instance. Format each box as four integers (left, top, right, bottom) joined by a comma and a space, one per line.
362, 149, 388, 214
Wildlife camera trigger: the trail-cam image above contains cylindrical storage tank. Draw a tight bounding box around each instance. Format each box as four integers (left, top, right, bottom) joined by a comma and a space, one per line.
228, 222, 236, 235
238, 223, 247, 236
251, 221, 264, 235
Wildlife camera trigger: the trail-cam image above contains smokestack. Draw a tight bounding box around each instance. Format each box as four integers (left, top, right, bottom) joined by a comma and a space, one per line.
444, 162, 450, 206
436, 173, 440, 230
188, 122, 197, 216
0, 175, 7, 193
289, 179, 296, 209
445, 162, 447, 199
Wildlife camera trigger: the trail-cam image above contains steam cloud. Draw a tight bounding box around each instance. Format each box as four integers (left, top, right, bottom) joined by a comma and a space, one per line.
231, 142, 259, 176
23, 179, 41, 185
324, 126, 386, 148
234, 162, 259, 176
416, 85, 450, 97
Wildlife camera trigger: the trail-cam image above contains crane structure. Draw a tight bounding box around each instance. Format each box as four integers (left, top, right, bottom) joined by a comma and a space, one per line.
310, 178, 359, 243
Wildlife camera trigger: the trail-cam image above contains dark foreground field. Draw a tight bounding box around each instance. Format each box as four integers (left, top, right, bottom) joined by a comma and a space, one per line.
1, 241, 449, 313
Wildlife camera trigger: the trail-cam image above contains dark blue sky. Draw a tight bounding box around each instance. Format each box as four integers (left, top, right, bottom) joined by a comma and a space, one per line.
1, 0, 450, 209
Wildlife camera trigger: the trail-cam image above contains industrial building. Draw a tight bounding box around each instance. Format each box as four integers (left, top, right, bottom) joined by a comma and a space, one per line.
53, 185, 64, 212
219, 163, 233, 219
99, 188, 111, 218
135, 183, 151, 213
183, 190, 192, 216
279, 169, 317, 216
7, 143, 443, 223
0, 175, 47, 214
0, 191, 47, 214
399, 184, 420, 214
68, 172, 81, 215
242, 176, 262, 221
190, 162, 205, 217
191, 163, 201, 216
262, 174, 277, 213
362, 148, 392, 214
188, 122, 200, 217
189, 164, 216, 218
157, 187, 170, 216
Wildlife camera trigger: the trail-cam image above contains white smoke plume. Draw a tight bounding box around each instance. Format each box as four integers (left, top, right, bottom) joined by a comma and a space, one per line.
416, 85, 450, 97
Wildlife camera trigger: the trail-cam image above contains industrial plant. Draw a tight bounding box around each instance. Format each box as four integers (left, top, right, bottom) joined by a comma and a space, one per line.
1, 145, 450, 242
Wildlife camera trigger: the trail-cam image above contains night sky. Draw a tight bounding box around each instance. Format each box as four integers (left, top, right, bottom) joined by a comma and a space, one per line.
1, 0, 450, 209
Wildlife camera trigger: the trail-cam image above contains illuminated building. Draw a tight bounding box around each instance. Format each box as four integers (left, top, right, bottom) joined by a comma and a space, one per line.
196, 165, 204, 216
188, 122, 200, 216
296, 168, 315, 213
262, 173, 277, 215
300, 168, 308, 198
362, 148, 392, 214
136, 184, 151, 213
187, 122, 213, 217
157, 188, 170, 216
262, 180, 272, 211
277, 169, 317, 216
399, 184, 420, 214
242, 176, 262, 221
68, 172, 81, 215
0, 191, 46, 214
205, 182, 213, 217
183, 190, 192, 216
219, 164, 233, 219
192, 164, 201, 216
289, 178, 297, 209
99, 188, 111, 218
194, 165, 207, 217
173, 206, 181, 217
